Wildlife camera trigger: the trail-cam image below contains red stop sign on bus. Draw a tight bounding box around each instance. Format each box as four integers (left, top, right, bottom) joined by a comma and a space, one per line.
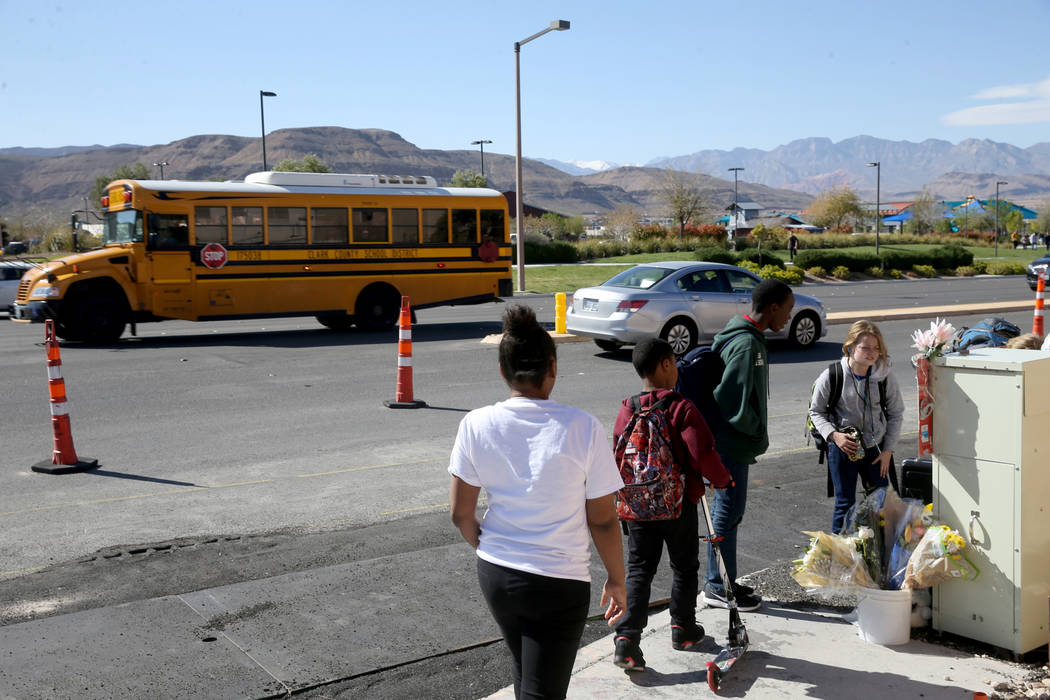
200, 242, 228, 269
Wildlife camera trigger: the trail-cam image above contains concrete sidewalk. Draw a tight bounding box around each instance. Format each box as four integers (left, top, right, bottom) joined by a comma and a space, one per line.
486, 603, 1025, 699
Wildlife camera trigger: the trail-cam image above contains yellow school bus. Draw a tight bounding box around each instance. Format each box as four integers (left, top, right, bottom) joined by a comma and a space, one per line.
11, 171, 512, 342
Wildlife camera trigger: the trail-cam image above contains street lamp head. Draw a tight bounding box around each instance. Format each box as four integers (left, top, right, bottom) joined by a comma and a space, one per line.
152, 161, 167, 167
997, 180, 1008, 186
867, 162, 879, 168
550, 19, 570, 30
728, 167, 744, 172
471, 139, 492, 146
260, 91, 276, 97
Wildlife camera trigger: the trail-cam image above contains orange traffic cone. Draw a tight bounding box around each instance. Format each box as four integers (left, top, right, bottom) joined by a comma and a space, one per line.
384, 296, 427, 409
1033, 270, 1045, 336
32, 320, 99, 474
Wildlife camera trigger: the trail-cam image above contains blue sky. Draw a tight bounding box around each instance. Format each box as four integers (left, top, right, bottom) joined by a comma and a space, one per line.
3, 0, 1050, 165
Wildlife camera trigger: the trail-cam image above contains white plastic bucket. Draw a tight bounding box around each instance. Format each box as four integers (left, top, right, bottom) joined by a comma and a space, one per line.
856, 588, 911, 645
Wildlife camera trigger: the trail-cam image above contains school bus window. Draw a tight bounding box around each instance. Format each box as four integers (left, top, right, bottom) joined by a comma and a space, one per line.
480, 210, 506, 242
149, 213, 190, 248
353, 208, 388, 243
452, 209, 478, 244
312, 207, 349, 244
268, 207, 307, 245
392, 208, 418, 244
195, 206, 228, 244
103, 210, 143, 244
231, 207, 264, 245
422, 209, 448, 244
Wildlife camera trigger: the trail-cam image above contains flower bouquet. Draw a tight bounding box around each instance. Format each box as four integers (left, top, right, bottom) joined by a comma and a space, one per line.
911, 318, 954, 455
791, 530, 878, 592
911, 317, 956, 360
902, 525, 980, 589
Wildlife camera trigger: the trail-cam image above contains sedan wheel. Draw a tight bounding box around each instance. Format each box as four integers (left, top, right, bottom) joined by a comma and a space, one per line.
661, 318, 697, 356
789, 311, 819, 349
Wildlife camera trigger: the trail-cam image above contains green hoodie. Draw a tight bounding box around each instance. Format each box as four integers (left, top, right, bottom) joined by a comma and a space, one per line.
712, 315, 769, 464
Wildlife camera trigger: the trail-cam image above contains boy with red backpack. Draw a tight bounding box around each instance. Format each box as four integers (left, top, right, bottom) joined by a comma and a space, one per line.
611, 338, 732, 672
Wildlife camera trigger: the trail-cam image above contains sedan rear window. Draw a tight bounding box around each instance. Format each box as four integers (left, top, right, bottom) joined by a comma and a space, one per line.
603, 266, 673, 289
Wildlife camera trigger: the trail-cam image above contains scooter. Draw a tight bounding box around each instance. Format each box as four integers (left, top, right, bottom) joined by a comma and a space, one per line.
699, 489, 750, 692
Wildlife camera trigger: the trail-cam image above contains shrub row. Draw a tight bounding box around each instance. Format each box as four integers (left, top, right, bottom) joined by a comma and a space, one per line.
512, 240, 578, 264
794, 245, 973, 272
693, 247, 785, 269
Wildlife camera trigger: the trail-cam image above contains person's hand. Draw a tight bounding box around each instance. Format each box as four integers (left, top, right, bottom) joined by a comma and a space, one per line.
601, 579, 627, 627
832, 431, 858, 456
873, 450, 893, 478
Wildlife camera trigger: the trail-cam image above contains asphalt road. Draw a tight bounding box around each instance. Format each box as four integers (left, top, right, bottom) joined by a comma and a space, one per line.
0, 275, 1039, 698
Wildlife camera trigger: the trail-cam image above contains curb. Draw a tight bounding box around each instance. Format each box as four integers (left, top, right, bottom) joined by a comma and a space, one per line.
825, 300, 1033, 325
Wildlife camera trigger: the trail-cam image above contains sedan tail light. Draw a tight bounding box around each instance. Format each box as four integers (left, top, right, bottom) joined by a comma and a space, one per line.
616, 299, 648, 313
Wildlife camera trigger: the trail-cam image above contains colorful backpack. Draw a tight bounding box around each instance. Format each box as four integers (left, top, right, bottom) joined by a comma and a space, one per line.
614, 393, 685, 521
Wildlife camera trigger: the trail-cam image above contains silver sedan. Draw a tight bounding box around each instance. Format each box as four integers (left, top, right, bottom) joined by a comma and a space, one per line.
566, 261, 827, 354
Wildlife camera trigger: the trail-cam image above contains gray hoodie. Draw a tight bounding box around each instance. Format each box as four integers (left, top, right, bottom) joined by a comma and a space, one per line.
808, 356, 905, 453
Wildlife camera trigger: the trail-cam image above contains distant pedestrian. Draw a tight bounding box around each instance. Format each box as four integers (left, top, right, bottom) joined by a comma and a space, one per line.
1044, 232, 1049, 252
808, 320, 905, 534
449, 304, 626, 700
788, 233, 799, 263
611, 338, 732, 672
701, 279, 795, 612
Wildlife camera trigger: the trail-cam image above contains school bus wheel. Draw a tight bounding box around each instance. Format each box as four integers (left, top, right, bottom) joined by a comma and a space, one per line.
354, 283, 401, 330
61, 285, 130, 344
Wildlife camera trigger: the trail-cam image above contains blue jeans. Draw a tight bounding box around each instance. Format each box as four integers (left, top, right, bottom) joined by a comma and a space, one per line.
704, 455, 749, 596
828, 443, 891, 534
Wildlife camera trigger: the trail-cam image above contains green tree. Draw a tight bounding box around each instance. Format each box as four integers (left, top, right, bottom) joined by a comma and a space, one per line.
809, 187, 862, 231
449, 169, 487, 188
750, 223, 772, 266
564, 216, 586, 237
661, 169, 708, 237
273, 153, 333, 173
1034, 200, 1050, 234
89, 162, 151, 206
905, 188, 943, 234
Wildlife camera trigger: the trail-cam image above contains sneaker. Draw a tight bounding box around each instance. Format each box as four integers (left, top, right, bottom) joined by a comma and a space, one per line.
733, 581, 756, 597
613, 636, 645, 671
671, 622, 705, 650
702, 588, 762, 612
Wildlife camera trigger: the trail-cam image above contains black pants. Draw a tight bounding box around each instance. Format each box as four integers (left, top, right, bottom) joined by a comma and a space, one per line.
477, 558, 590, 700
615, 501, 699, 641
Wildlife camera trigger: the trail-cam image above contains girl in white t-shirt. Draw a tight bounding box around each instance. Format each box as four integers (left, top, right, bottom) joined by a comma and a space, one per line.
449, 305, 626, 700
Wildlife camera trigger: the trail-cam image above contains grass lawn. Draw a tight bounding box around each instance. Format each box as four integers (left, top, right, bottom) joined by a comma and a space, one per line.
521, 265, 633, 294
518, 243, 1047, 294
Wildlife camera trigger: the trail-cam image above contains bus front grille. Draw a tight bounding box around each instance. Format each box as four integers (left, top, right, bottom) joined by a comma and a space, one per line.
16, 279, 31, 304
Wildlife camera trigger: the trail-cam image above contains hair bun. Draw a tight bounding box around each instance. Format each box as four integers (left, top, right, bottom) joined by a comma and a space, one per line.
502, 305, 542, 337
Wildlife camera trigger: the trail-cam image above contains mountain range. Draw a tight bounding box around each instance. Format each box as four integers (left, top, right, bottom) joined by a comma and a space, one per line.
0, 128, 811, 222
643, 135, 1050, 202
2, 130, 1048, 226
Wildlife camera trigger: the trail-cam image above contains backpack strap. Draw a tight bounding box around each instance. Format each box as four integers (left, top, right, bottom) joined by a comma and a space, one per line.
824, 361, 843, 497
878, 379, 888, 419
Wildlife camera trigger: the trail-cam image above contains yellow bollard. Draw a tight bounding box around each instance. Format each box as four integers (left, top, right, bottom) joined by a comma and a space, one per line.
554, 292, 567, 334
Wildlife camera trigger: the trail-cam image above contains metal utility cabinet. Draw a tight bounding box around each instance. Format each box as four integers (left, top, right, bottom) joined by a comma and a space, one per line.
930, 348, 1050, 655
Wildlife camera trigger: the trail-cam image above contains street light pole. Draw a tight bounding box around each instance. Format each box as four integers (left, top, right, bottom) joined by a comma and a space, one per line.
515, 19, 570, 293
260, 90, 277, 171
471, 139, 493, 178
152, 161, 168, 179
728, 167, 744, 233
867, 162, 880, 255
994, 180, 1008, 257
